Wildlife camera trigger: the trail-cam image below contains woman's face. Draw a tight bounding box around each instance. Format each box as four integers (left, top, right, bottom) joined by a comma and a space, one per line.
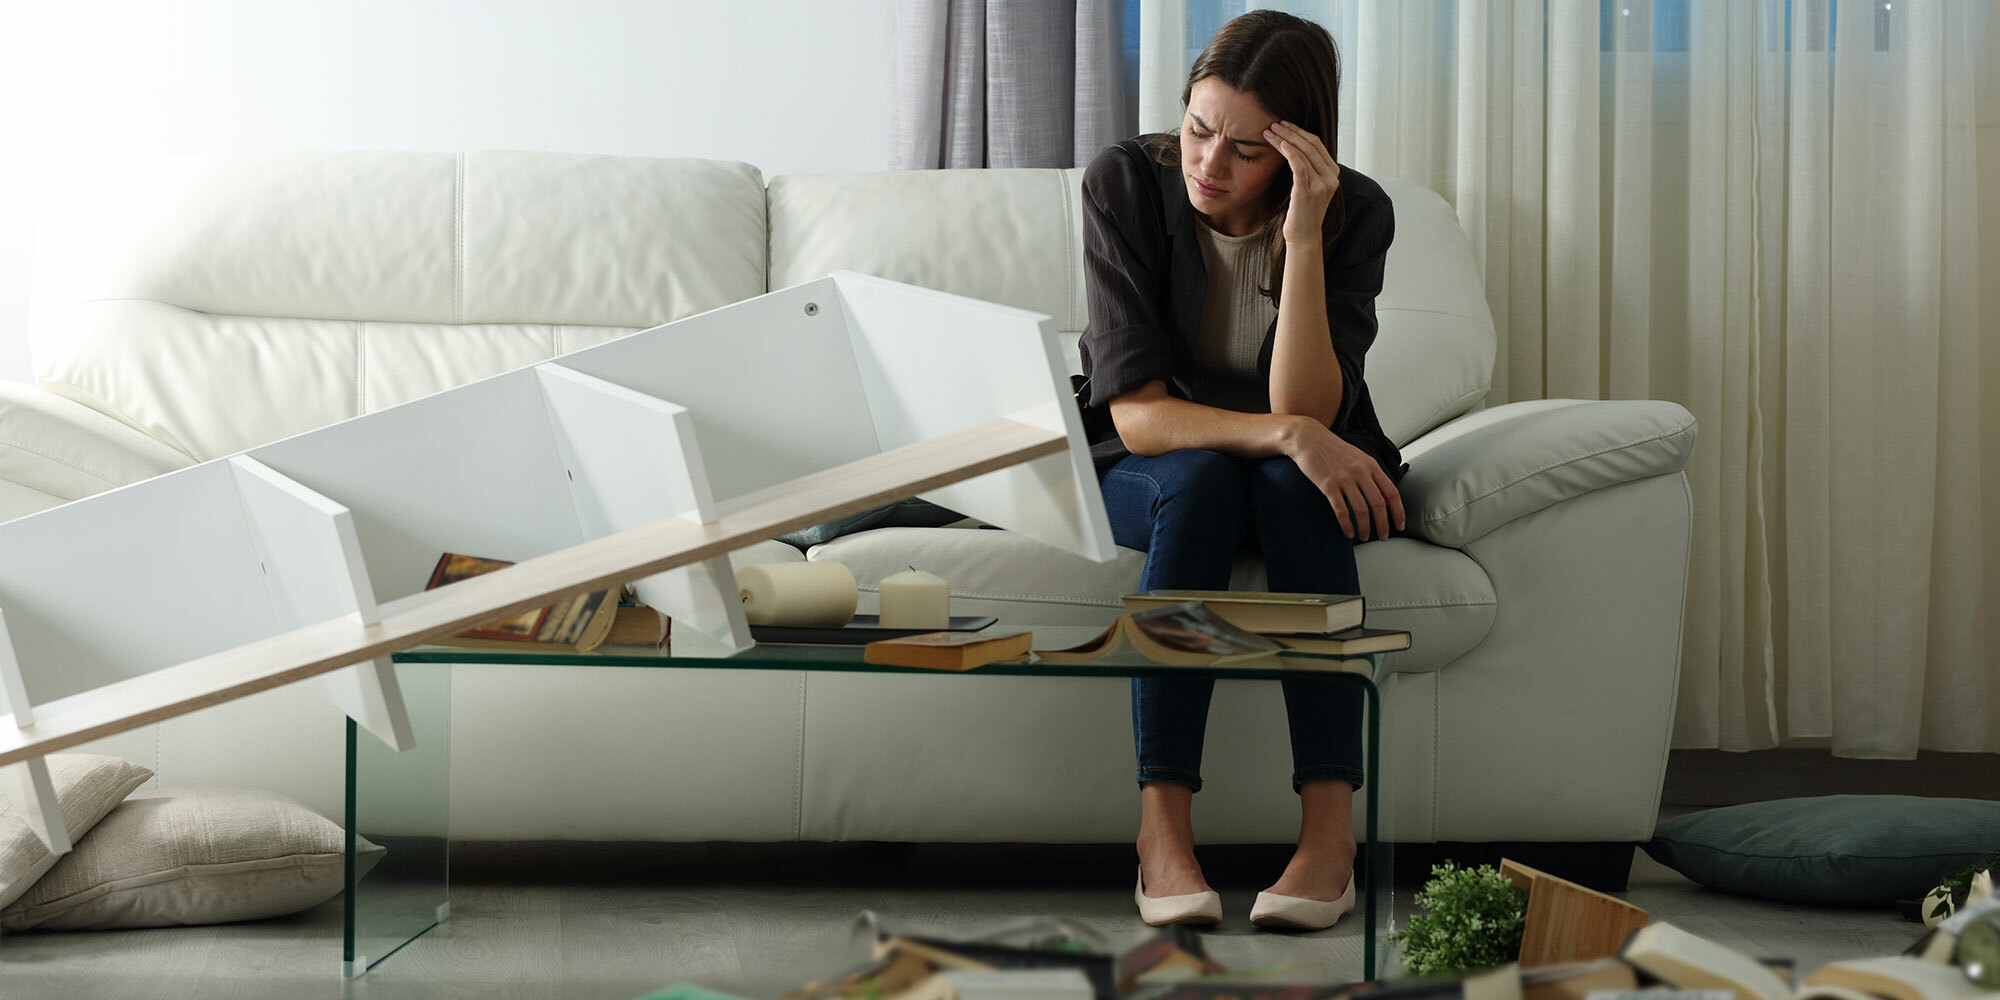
1179, 76, 1286, 235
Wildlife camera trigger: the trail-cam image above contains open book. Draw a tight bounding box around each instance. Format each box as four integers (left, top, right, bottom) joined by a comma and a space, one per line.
1623, 920, 1992, 1000
1030, 602, 1288, 667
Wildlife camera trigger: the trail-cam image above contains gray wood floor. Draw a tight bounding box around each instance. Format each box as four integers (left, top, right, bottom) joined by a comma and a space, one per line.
0, 838, 1923, 1000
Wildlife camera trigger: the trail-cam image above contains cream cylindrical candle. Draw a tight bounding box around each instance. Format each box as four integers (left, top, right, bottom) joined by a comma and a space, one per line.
878, 567, 949, 629
737, 562, 858, 626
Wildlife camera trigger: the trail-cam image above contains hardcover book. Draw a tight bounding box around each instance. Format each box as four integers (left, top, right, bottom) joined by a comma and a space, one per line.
1122, 590, 1364, 635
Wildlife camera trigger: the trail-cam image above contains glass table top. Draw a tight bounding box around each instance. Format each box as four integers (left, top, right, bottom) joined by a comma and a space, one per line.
392, 625, 1381, 681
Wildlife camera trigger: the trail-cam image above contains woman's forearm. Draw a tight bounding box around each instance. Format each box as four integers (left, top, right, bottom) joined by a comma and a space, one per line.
1109, 381, 1306, 459
1268, 240, 1343, 425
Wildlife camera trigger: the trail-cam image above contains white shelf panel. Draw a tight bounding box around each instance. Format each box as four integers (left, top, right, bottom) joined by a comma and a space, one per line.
0, 273, 1111, 836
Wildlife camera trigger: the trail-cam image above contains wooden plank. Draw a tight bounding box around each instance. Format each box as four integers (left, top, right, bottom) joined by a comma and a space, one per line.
1503, 858, 1649, 967
0, 417, 1066, 768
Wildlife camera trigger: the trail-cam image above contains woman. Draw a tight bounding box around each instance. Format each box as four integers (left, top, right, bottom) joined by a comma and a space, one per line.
1076, 10, 1405, 930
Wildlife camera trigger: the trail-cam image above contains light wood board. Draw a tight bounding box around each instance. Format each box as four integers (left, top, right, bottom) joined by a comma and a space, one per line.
0, 417, 1066, 769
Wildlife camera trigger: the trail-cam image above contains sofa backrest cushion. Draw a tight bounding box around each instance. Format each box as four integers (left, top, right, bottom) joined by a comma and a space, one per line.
30, 150, 767, 460
769, 168, 1090, 369
767, 169, 1493, 447
1368, 179, 1495, 444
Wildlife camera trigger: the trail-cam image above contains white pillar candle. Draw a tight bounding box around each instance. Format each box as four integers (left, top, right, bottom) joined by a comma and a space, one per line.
878, 567, 950, 629
737, 562, 858, 626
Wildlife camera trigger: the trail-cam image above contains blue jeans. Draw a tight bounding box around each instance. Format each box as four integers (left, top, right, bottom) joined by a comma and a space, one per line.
1102, 449, 1367, 796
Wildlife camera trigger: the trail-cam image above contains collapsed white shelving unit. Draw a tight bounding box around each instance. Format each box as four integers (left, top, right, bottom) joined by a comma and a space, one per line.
0, 272, 1116, 852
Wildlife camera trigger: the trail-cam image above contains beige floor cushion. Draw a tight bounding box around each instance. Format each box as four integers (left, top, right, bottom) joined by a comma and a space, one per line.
0, 753, 153, 910
1, 785, 384, 931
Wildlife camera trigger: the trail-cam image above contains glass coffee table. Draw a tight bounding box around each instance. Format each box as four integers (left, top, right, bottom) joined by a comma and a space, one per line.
346, 628, 1398, 981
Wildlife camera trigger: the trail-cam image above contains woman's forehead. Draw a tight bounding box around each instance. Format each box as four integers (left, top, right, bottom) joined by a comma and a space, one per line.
1187, 78, 1274, 127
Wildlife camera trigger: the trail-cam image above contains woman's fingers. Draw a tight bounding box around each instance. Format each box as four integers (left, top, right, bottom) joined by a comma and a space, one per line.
1341, 481, 1372, 540
1272, 121, 1336, 177
1318, 479, 1355, 538
1375, 468, 1407, 533
1357, 476, 1392, 542
1265, 122, 1323, 183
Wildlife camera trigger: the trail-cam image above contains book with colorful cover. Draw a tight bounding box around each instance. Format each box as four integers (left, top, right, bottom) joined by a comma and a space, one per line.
423, 552, 621, 653
1032, 602, 1287, 668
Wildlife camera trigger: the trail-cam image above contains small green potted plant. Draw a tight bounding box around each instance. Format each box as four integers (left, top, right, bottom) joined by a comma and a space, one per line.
1387, 862, 1530, 975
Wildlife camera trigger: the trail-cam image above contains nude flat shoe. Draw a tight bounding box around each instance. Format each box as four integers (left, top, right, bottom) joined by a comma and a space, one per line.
1134, 864, 1222, 926
1249, 873, 1356, 931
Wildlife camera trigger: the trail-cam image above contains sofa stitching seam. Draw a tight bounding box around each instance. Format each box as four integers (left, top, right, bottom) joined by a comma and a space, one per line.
1430, 672, 1440, 841
355, 321, 367, 415
454, 152, 466, 324
34, 377, 198, 462
1419, 419, 1697, 526
793, 674, 807, 840
0, 437, 133, 487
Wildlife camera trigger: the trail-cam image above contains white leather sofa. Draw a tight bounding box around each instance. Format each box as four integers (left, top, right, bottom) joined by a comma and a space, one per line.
15, 151, 1694, 849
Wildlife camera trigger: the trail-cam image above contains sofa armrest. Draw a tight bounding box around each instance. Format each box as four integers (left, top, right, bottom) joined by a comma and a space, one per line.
1398, 399, 1696, 548
0, 380, 194, 507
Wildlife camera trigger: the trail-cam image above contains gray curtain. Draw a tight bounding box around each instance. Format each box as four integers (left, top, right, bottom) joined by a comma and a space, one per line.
890, 0, 1134, 169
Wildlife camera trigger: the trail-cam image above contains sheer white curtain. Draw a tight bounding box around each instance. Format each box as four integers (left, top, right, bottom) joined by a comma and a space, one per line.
1142, 0, 2000, 757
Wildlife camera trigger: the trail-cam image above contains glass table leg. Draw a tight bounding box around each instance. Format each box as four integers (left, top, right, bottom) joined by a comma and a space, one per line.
1361, 662, 1397, 981
343, 660, 452, 979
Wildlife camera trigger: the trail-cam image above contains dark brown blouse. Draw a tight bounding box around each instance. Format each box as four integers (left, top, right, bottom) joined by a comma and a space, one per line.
1077, 135, 1405, 483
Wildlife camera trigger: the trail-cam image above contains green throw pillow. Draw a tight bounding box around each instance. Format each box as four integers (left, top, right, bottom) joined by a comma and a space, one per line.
1643, 795, 2000, 906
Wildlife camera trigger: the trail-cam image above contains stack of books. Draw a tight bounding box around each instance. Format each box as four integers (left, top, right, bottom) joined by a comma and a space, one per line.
861, 592, 1410, 671
1120, 591, 1409, 658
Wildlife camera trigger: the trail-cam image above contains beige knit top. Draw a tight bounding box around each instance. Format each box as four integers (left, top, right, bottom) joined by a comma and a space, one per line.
1191, 217, 1277, 412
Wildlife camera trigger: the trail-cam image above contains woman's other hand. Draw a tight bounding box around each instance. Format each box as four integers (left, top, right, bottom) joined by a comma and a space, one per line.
1281, 417, 1403, 541
1265, 121, 1341, 247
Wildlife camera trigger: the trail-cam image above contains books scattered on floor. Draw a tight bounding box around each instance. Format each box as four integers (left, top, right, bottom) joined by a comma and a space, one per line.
1115, 925, 1225, 992
652, 909, 1996, 1000
1801, 956, 1992, 1000
1517, 957, 1638, 1000
636, 984, 752, 1000
1621, 922, 1794, 1000
901, 969, 1098, 1000
1610, 920, 1994, 1000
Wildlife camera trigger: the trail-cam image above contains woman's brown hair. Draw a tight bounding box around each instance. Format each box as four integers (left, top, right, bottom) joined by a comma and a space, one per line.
1142, 9, 1346, 308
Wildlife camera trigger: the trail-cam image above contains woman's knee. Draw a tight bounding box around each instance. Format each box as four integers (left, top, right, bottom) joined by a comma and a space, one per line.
1151, 449, 1247, 516
1248, 455, 1320, 503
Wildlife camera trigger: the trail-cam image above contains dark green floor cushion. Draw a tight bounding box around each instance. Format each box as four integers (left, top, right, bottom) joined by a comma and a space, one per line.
1643, 795, 2000, 906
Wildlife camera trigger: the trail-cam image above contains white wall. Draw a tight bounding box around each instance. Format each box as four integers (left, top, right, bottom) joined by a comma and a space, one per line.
0, 0, 897, 383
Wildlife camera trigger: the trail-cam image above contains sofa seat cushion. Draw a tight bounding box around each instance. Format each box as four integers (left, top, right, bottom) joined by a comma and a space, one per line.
808, 527, 1494, 673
